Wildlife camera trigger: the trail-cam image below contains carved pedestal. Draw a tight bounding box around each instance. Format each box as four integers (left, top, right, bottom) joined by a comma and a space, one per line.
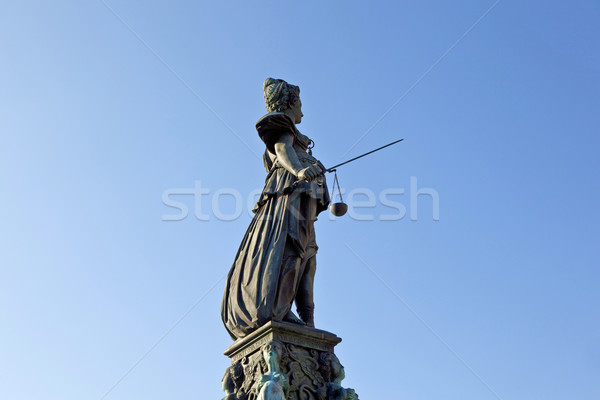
221, 321, 358, 400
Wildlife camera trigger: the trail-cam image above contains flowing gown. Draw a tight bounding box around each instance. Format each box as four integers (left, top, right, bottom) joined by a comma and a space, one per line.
221, 112, 330, 340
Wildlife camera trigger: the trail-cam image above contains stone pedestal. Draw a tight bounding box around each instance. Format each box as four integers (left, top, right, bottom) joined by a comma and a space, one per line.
221, 321, 358, 400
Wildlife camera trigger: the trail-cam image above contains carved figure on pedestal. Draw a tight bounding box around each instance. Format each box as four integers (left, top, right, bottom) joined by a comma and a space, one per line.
317, 353, 357, 400
222, 363, 247, 400
256, 341, 288, 400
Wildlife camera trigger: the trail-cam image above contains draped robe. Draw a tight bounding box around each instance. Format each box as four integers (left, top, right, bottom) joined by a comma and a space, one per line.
221, 112, 330, 340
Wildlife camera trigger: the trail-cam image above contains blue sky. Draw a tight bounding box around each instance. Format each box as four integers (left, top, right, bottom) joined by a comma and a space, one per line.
1, 1, 599, 399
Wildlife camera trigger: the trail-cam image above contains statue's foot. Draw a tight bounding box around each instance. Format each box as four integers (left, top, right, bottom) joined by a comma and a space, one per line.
283, 310, 305, 325
303, 318, 315, 328
297, 307, 315, 328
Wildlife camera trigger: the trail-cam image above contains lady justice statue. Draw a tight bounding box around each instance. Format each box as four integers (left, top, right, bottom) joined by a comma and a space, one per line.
221, 78, 330, 341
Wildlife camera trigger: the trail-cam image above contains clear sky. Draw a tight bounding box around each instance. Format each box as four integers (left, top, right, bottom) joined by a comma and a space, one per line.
1, 1, 599, 399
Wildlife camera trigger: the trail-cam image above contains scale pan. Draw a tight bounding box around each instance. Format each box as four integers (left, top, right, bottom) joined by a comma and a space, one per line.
329, 202, 348, 217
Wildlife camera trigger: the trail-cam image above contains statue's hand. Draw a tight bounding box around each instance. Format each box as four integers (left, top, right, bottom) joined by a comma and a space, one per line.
343, 388, 356, 400
297, 164, 322, 182
315, 160, 327, 174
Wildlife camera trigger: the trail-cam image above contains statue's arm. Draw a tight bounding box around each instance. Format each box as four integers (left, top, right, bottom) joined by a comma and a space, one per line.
274, 134, 322, 182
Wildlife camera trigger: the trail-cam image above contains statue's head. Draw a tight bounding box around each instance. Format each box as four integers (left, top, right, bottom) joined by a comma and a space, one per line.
221, 362, 244, 394
318, 352, 345, 384
261, 340, 284, 362
263, 78, 303, 123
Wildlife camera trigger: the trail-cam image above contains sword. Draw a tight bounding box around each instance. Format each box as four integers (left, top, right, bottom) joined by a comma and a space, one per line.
293, 138, 404, 186
326, 138, 404, 172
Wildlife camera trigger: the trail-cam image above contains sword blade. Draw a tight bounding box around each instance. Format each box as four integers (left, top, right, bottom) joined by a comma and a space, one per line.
326, 138, 404, 172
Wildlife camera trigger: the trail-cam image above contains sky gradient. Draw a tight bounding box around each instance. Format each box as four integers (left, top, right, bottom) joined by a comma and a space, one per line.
1, 1, 599, 399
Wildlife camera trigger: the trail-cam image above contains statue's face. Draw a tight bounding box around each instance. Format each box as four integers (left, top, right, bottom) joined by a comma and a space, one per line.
332, 362, 345, 384
262, 342, 282, 361
289, 97, 303, 124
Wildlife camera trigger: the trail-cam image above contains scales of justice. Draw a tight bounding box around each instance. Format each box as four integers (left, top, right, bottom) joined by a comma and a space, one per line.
220, 78, 402, 400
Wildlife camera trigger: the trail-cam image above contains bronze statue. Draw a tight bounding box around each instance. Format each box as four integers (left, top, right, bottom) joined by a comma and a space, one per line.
221, 78, 330, 340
